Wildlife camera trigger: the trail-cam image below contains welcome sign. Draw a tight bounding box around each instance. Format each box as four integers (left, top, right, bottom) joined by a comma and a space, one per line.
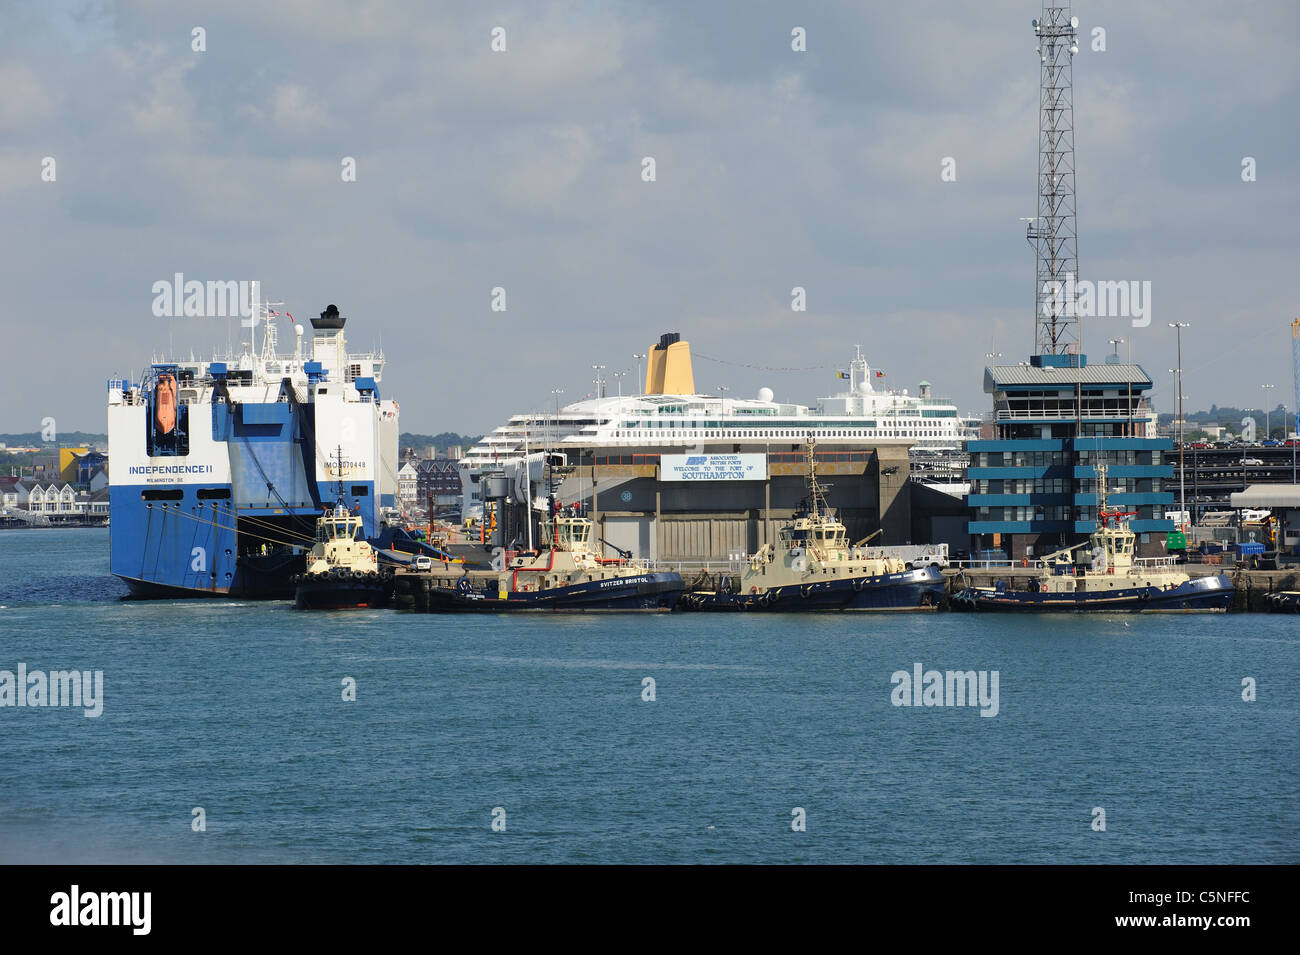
660, 453, 767, 482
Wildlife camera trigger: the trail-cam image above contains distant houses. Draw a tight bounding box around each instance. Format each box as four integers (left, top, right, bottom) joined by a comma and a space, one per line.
0, 447, 111, 526
396, 447, 462, 516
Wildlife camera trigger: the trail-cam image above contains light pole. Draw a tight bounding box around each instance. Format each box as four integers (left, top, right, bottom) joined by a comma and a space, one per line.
632, 354, 647, 395
548, 388, 564, 449
591, 364, 606, 410
1168, 369, 1178, 428
1169, 322, 1190, 531
1261, 384, 1275, 441
613, 370, 626, 398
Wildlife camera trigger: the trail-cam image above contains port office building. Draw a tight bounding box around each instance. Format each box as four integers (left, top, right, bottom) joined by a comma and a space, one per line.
966, 353, 1176, 559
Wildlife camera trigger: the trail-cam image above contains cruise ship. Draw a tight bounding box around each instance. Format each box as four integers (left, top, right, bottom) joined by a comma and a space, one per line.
107, 292, 399, 597
460, 333, 975, 519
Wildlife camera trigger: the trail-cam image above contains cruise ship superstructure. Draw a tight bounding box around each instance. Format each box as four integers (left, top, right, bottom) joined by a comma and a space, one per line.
460, 333, 974, 519
107, 294, 399, 597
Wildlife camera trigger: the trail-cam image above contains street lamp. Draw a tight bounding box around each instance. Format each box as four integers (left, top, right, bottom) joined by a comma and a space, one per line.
548, 388, 564, 447
1261, 384, 1275, 441
1169, 323, 1190, 531
591, 364, 606, 406
632, 354, 647, 395
613, 370, 627, 398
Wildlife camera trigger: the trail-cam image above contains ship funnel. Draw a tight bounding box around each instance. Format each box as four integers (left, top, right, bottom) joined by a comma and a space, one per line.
312, 304, 347, 331
645, 331, 695, 395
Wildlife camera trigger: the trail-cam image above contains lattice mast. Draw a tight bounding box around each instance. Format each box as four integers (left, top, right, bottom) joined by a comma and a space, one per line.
1029, 4, 1081, 355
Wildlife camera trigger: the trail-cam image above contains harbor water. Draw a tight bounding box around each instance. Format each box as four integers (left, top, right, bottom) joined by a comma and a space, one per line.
1, 528, 1295, 864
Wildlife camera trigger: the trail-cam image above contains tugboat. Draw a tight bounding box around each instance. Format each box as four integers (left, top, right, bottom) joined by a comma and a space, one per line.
398, 503, 683, 612
292, 500, 394, 609
952, 465, 1234, 612
678, 441, 946, 611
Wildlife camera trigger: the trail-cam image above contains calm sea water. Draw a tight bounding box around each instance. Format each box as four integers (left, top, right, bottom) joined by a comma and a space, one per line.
0, 527, 1295, 864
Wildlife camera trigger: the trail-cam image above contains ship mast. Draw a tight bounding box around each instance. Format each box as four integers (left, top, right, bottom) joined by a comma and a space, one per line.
1096, 462, 1108, 526
805, 437, 830, 521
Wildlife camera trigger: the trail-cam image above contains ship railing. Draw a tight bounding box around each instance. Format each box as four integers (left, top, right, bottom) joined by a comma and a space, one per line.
640, 559, 753, 574
995, 408, 1149, 420
1133, 556, 1181, 568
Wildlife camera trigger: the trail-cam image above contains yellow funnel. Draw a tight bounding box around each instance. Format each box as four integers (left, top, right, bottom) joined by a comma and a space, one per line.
645, 332, 695, 395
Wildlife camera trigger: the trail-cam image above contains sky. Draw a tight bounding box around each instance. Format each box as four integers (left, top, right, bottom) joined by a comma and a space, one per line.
1, 0, 1297, 437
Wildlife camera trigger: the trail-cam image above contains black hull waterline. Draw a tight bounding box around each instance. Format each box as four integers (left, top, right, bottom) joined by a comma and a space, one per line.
679, 569, 945, 612
294, 570, 393, 610
951, 576, 1234, 613
414, 573, 683, 612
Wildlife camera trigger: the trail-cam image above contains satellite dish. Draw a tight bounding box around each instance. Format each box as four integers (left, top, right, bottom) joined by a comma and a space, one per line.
1070, 15, 1079, 28
757, 386, 774, 403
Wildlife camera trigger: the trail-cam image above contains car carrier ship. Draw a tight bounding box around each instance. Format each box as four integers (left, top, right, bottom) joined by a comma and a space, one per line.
106, 292, 399, 598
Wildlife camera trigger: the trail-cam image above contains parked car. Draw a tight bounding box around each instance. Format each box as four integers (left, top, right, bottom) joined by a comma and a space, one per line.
1243, 457, 1264, 466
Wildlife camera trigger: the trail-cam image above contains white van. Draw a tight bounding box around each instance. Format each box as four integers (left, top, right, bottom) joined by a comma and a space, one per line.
412, 555, 433, 571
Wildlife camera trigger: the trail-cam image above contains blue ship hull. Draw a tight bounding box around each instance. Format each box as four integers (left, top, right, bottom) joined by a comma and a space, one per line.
111, 481, 345, 599
415, 571, 684, 612
110, 396, 378, 599
680, 567, 945, 611
951, 574, 1234, 612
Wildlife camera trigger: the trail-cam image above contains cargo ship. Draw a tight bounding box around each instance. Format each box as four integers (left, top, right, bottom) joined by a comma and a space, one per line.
106, 292, 399, 598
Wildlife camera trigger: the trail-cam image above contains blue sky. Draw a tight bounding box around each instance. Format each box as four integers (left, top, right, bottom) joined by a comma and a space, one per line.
2, 0, 1297, 434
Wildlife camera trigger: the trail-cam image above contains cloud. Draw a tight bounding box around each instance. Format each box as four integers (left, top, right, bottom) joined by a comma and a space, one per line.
0, 0, 1297, 435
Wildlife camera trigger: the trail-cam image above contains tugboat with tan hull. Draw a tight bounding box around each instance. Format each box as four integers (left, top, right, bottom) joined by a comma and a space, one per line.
952, 465, 1234, 612
679, 441, 946, 611
292, 500, 394, 609
399, 503, 684, 612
